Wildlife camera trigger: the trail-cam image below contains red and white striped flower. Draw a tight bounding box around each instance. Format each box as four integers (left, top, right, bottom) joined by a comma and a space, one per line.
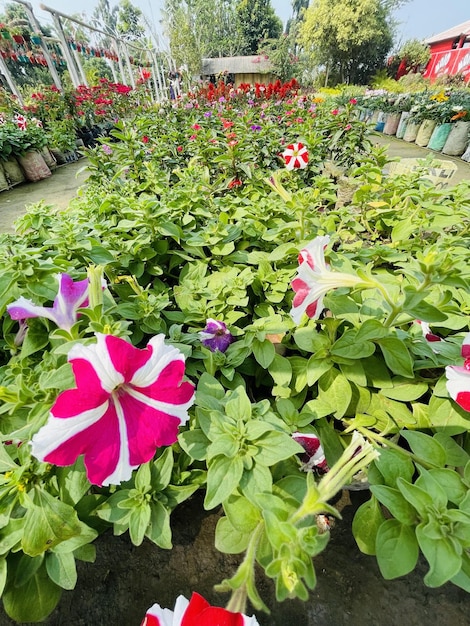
282, 142, 308, 170
141, 593, 260, 626
30, 334, 194, 486
290, 235, 362, 323
15, 114, 27, 130
445, 333, 470, 412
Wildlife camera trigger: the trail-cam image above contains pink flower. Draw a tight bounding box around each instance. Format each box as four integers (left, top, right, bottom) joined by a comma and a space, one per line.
349, 98, 357, 105
282, 142, 308, 170
345, 124, 352, 131
191, 123, 201, 130
417, 320, 442, 343
30, 334, 195, 486
142, 135, 150, 143
445, 333, 470, 412
331, 109, 339, 115
141, 593, 259, 626
290, 235, 362, 323
7, 273, 95, 332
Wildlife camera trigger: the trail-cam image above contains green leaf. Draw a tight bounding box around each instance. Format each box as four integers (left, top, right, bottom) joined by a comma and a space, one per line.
400, 431, 447, 467
178, 428, 210, 461
39, 363, 74, 390
225, 387, 252, 421
224, 495, 262, 534
306, 356, 332, 386
352, 496, 385, 555
20, 323, 50, 358
0, 557, 6, 596
416, 522, 462, 587
268, 354, 292, 388
252, 337, 275, 368
356, 319, 389, 341
397, 478, 434, 518
254, 431, 303, 466
129, 504, 151, 546
146, 500, 172, 549
331, 330, 375, 359
427, 396, 470, 434
238, 463, 272, 503
318, 371, 352, 419
56, 458, 91, 506
377, 338, 414, 378
374, 447, 415, 486
434, 433, 470, 468
391, 217, 415, 242
371, 485, 417, 525
3, 561, 62, 623
380, 378, 428, 401
45, 551, 77, 590
87, 245, 115, 264
215, 517, 250, 554
151, 447, 174, 491
52, 521, 98, 554
205, 455, 244, 509
22, 490, 82, 557
375, 519, 419, 579
428, 469, 468, 505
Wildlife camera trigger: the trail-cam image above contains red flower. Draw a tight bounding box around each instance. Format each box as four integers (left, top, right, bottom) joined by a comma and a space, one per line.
142, 136, 150, 143
228, 179, 242, 189
177, 145, 183, 152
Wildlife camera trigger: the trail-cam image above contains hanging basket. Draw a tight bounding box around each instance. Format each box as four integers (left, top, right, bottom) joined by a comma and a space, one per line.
17, 150, 52, 182
415, 119, 437, 147
31, 35, 42, 45
2, 157, 25, 186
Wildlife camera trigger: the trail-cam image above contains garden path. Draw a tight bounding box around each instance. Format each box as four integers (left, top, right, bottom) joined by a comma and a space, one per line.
0, 159, 88, 234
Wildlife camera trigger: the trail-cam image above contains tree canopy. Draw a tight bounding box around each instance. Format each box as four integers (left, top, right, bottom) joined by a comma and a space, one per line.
298, 0, 398, 84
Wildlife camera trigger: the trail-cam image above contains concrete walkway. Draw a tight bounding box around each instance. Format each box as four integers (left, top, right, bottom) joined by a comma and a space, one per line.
374, 134, 470, 185
0, 159, 88, 234
0, 137, 469, 235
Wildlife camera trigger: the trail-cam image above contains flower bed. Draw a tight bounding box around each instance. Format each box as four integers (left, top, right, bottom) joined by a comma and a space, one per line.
1, 90, 470, 623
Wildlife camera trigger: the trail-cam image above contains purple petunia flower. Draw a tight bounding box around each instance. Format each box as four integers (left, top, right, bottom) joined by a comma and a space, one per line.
204, 111, 212, 117
250, 124, 262, 131
199, 319, 233, 353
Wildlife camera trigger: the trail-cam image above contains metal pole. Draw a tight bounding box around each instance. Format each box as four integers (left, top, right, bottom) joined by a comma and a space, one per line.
72, 47, 88, 86
0, 54, 23, 104
50, 13, 81, 87
14, 0, 62, 90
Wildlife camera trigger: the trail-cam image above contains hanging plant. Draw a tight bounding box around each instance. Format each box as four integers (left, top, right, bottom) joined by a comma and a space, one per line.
31, 34, 42, 45
12, 34, 24, 44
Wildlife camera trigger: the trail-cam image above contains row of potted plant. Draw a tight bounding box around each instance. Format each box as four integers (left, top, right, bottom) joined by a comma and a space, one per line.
357, 89, 470, 160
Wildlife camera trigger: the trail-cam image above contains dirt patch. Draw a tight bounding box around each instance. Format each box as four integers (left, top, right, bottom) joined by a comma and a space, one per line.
1, 491, 467, 626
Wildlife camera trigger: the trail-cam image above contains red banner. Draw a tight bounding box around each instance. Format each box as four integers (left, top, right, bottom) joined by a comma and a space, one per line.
424, 48, 470, 82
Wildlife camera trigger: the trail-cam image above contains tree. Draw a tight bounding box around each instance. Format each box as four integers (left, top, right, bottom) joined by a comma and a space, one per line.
236, 0, 283, 55
163, 0, 247, 75
116, 0, 145, 41
298, 0, 398, 85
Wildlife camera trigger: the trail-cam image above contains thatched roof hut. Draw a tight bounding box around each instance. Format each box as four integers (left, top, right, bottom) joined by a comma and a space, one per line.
201, 55, 275, 87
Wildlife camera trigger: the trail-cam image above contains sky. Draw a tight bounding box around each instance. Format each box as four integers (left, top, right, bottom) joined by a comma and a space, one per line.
1, 0, 469, 49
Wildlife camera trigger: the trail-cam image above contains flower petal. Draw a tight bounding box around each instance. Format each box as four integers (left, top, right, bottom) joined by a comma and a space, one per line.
446, 365, 470, 412
7, 296, 57, 323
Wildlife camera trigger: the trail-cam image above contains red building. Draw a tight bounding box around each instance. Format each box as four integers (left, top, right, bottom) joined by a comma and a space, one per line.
423, 19, 470, 82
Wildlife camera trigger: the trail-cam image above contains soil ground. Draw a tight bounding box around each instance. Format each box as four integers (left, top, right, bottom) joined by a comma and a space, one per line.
0, 141, 469, 625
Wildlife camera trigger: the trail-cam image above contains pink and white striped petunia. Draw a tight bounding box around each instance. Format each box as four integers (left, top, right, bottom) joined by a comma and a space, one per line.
141, 592, 260, 626
290, 235, 363, 323
30, 333, 195, 487
282, 142, 309, 170
7, 273, 100, 332
445, 333, 470, 412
